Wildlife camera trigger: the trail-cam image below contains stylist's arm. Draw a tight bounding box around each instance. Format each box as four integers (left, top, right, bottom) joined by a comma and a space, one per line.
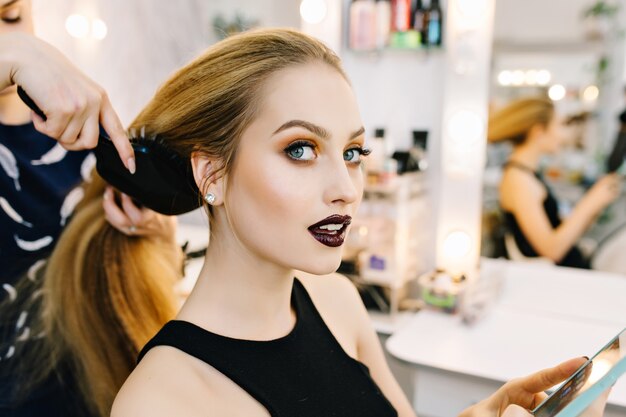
0, 31, 135, 173
459, 357, 609, 417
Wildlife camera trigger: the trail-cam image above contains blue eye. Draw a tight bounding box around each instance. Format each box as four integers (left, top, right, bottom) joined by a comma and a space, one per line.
344, 147, 371, 164
285, 141, 317, 161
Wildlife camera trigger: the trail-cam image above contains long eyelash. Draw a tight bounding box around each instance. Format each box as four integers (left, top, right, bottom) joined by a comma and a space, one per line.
1, 15, 21, 23
347, 146, 371, 156
284, 139, 315, 152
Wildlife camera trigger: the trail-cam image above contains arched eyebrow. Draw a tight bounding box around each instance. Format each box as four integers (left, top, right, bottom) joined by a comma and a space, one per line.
1, 0, 20, 10
273, 120, 365, 141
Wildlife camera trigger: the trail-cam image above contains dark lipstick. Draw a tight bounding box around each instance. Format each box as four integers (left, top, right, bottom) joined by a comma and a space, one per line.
308, 214, 352, 247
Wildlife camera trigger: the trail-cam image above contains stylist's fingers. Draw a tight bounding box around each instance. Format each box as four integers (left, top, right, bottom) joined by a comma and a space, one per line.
103, 187, 134, 234
56, 108, 89, 148
100, 93, 135, 174
65, 113, 101, 151
120, 192, 145, 226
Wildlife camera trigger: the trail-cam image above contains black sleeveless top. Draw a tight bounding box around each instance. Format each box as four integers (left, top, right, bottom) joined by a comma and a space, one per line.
138, 278, 398, 417
503, 161, 589, 269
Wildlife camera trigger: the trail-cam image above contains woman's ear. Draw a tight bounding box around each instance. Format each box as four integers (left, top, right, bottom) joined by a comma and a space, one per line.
191, 152, 225, 206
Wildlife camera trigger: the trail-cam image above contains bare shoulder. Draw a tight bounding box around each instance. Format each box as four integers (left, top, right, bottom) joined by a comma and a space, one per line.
111, 347, 205, 417
500, 167, 545, 210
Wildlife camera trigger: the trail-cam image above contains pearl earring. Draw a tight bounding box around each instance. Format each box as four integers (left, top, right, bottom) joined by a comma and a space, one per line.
204, 192, 216, 205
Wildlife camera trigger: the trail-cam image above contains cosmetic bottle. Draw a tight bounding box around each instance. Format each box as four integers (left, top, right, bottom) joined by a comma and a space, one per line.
412, 0, 427, 46
375, 0, 392, 49
425, 0, 443, 46
350, 0, 377, 50
391, 0, 411, 32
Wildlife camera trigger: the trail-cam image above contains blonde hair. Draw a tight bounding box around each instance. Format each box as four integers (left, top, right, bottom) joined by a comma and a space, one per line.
1, 175, 182, 417
129, 27, 345, 197
488, 97, 554, 145
1, 28, 345, 417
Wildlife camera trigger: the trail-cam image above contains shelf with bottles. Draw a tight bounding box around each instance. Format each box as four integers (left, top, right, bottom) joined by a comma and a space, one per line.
348, 0, 444, 54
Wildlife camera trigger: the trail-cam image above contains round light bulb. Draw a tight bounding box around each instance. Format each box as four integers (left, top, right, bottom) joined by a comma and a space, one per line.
92, 18, 108, 40
524, 69, 538, 86
537, 70, 552, 86
548, 84, 566, 101
447, 110, 484, 145
497, 70, 513, 86
582, 85, 599, 102
65, 14, 90, 39
443, 230, 472, 260
511, 70, 525, 86
300, 0, 327, 24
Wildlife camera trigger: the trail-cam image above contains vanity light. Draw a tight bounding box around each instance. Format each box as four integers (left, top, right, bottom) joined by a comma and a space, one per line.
447, 110, 484, 145
497, 70, 513, 86
548, 84, 566, 101
536, 70, 551, 86
442, 230, 472, 264
524, 69, 538, 86
300, 0, 327, 25
582, 85, 599, 102
65, 14, 90, 39
91, 18, 108, 40
511, 70, 525, 86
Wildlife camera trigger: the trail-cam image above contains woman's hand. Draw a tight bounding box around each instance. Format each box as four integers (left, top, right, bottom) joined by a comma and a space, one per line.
459, 357, 609, 417
586, 173, 622, 211
1, 32, 135, 172
103, 187, 176, 241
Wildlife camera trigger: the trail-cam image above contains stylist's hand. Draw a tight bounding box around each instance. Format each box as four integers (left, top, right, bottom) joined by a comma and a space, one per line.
459, 357, 609, 417
103, 187, 176, 240
586, 174, 621, 210
1, 32, 135, 173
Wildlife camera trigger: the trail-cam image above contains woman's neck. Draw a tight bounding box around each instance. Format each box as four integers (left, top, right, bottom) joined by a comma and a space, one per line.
177, 230, 297, 341
509, 143, 543, 171
0, 89, 32, 125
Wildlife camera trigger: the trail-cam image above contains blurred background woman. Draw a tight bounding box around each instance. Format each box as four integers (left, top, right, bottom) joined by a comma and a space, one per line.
488, 97, 622, 268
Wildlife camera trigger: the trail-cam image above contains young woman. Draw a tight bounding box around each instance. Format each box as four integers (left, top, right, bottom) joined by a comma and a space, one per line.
109, 30, 608, 417
488, 97, 621, 268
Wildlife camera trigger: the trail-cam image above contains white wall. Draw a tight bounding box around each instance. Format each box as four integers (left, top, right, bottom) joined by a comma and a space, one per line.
31, 0, 300, 126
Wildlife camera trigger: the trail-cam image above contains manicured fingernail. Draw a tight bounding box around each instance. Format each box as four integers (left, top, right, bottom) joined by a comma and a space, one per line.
582, 356, 590, 361
127, 157, 136, 174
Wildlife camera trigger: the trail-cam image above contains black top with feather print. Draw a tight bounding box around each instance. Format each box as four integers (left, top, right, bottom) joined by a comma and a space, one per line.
0, 122, 92, 295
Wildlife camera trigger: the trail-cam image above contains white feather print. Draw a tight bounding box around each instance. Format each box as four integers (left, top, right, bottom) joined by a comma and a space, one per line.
2, 283, 17, 302
0, 143, 20, 191
14, 234, 53, 251
31, 143, 67, 165
59, 187, 85, 226
16, 311, 28, 330
5, 345, 15, 359
16, 327, 30, 342
0, 196, 33, 227
27, 259, 47, 282
81, 153, 96, 182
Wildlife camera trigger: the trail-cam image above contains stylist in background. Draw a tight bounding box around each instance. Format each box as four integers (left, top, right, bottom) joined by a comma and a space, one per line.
488, 97, 621, 268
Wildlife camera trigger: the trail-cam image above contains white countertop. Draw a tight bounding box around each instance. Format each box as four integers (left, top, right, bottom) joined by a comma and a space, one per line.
386, 258, 626, 408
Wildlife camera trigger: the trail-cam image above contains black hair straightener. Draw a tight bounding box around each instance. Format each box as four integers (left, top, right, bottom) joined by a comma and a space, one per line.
18, 86, 201, 215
